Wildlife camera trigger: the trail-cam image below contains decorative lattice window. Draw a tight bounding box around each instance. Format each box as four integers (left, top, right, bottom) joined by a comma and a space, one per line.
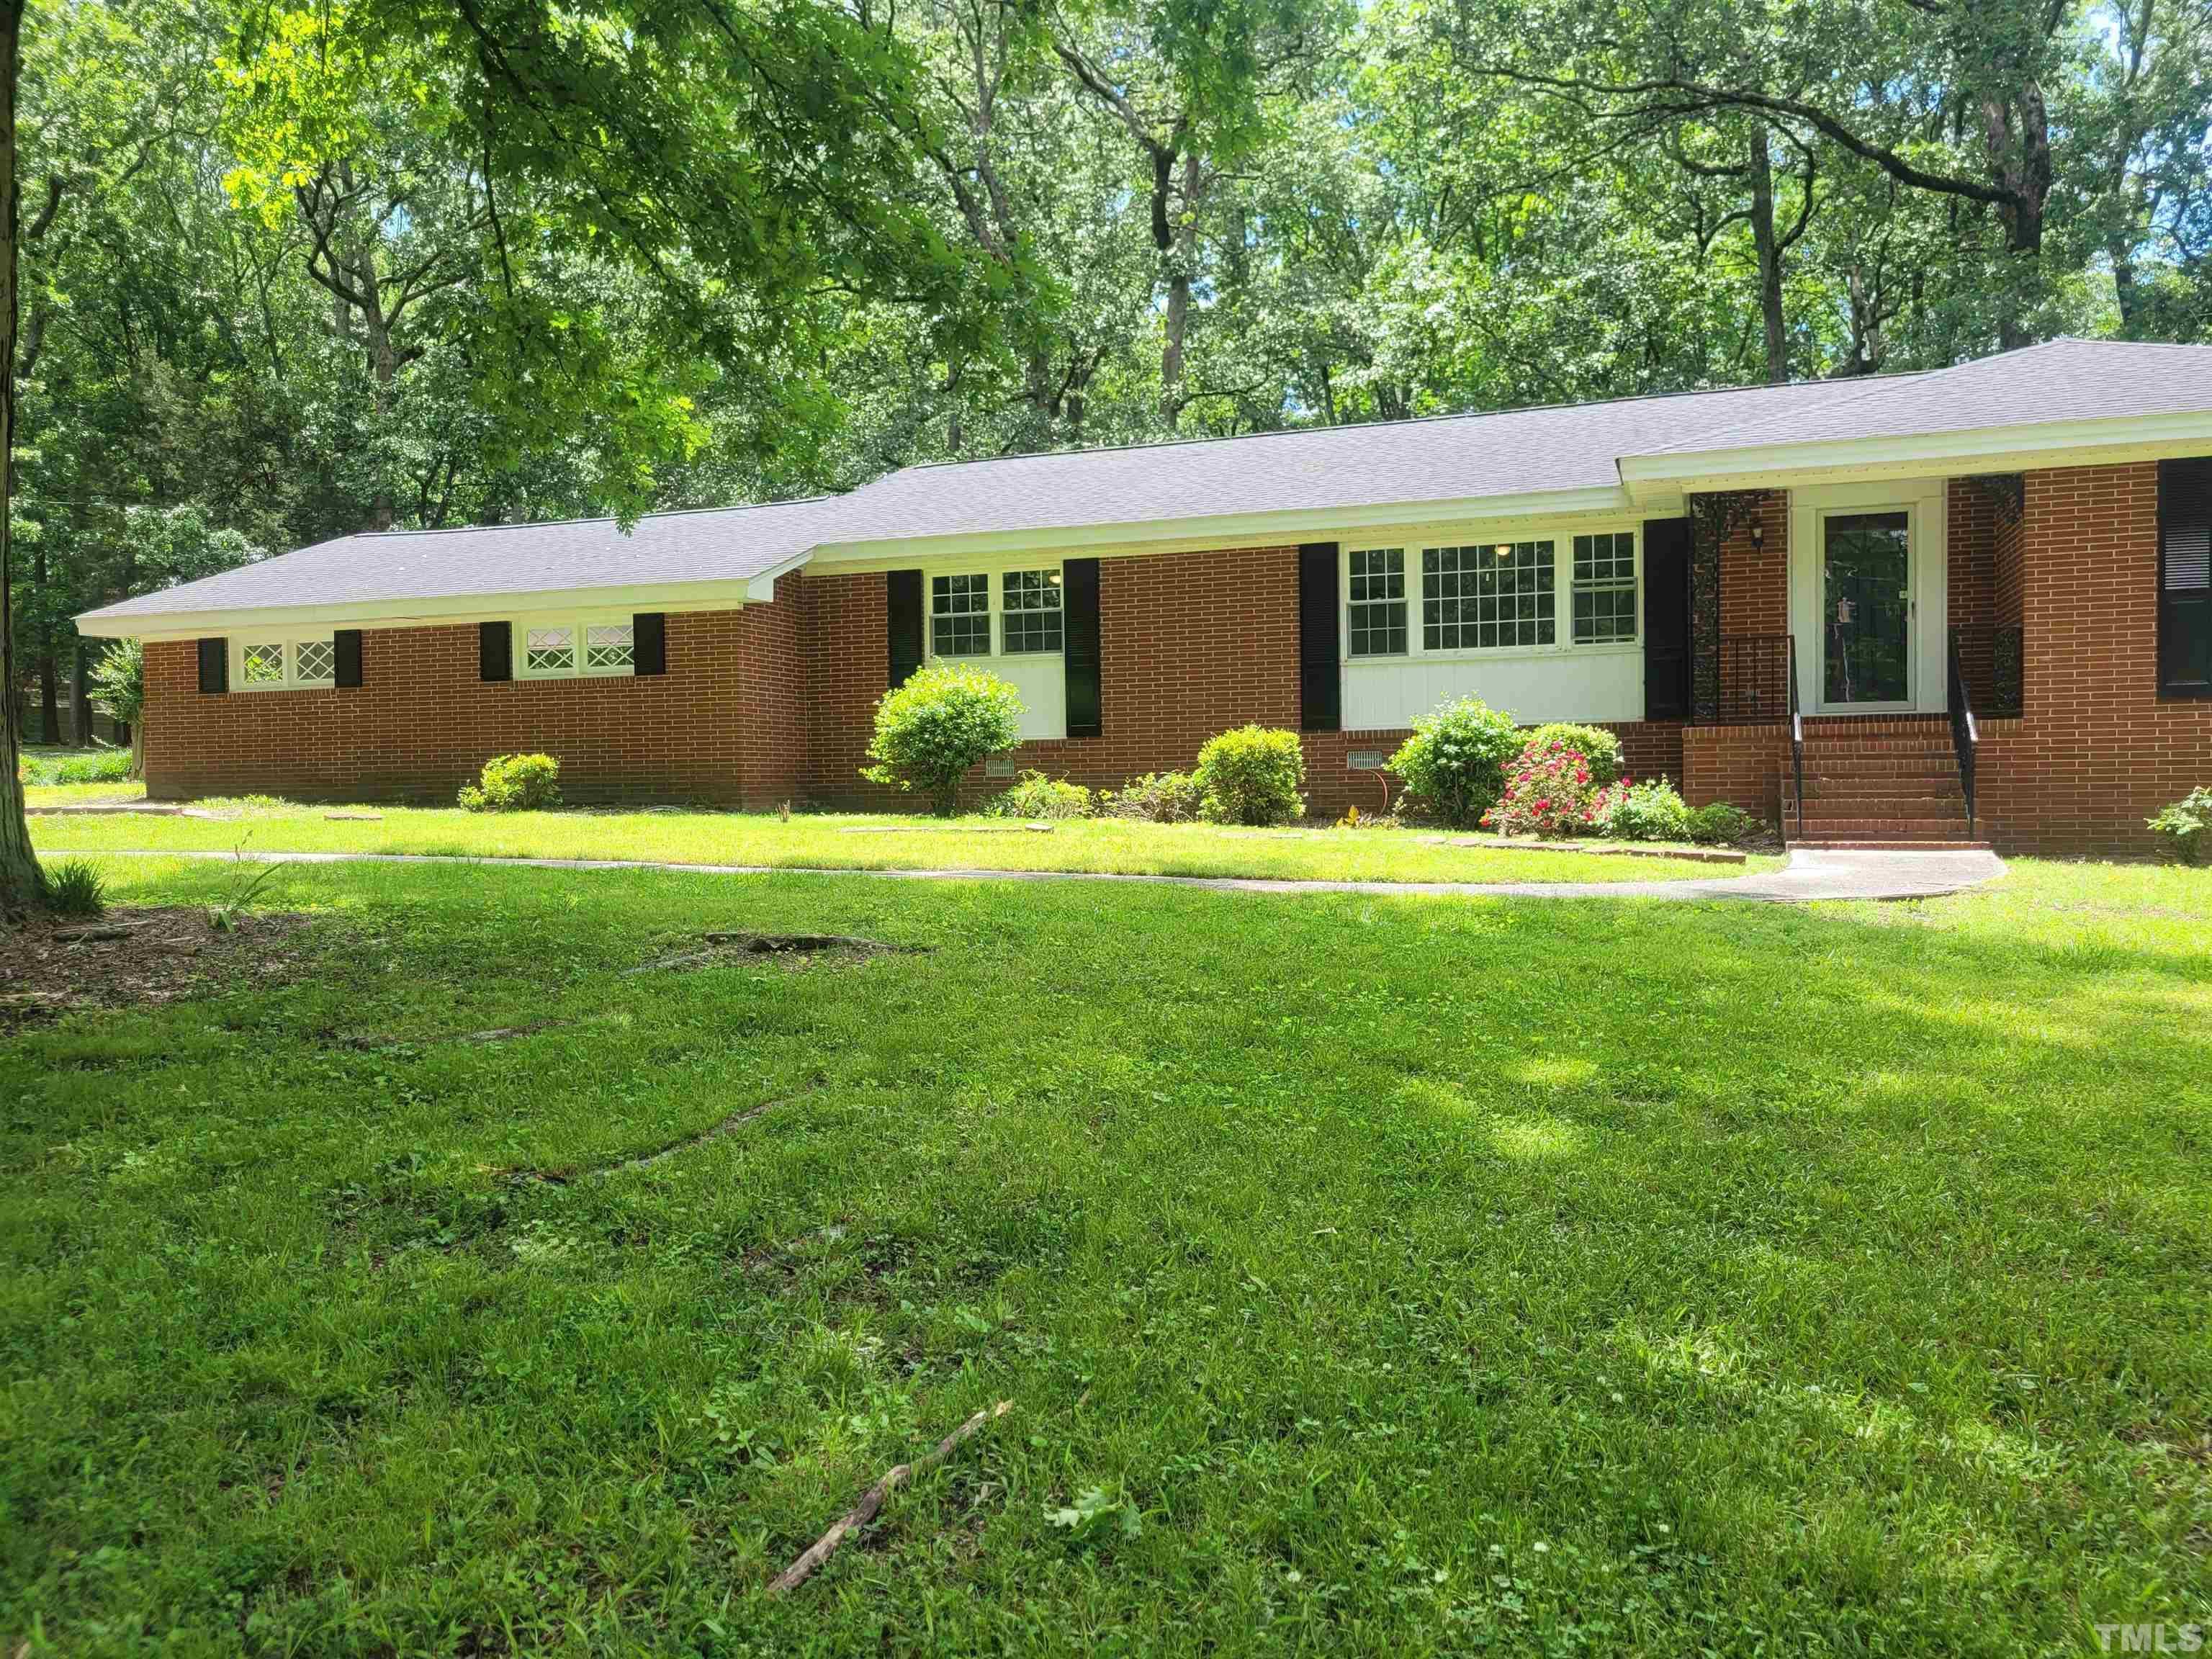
1424, 541, 1555, 651
292, 638, 336, 684
585, 623, 634, 672
526, 626, 575, 675
241, 642, 287, 685
932, 573, 992, 657
1347, 548, 1407, 657
1001, 570, 1064, 654
1572, 532, 1637, 644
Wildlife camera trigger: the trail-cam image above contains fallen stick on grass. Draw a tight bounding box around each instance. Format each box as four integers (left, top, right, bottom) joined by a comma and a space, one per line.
768, 1400, 1014, 1596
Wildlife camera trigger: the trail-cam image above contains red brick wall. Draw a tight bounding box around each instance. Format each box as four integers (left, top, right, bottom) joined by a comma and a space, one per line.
1719, 490, 1789, 637
795, 546, 1684, 817
1948, 478, 1996, 633
143, 612, 775, 806
143, 543, 1690, 822
147, 472, 2212, 853
800, 572, 895, 806
1971, 462, 2212, 855
1682, 724, 1784, 824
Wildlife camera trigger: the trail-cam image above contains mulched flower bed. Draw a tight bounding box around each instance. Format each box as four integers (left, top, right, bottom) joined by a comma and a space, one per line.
0, 907, 315, 1025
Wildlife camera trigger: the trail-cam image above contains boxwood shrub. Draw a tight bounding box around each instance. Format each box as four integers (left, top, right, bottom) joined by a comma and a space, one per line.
1194, 726, 1306, 826
1386, 696, 1521, 828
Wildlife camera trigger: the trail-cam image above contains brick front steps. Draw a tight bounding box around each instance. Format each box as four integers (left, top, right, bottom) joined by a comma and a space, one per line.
1780, 718, 1988, 850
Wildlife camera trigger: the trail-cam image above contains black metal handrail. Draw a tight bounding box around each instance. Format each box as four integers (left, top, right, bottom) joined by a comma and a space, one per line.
1709, 634, 1792, 726
1786, 634, 1804, 842
1947, 628, 1978, 840
1947, 625, 2023, 719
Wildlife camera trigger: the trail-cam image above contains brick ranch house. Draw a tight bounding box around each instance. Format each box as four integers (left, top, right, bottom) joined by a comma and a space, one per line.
78, 337, 2212, 855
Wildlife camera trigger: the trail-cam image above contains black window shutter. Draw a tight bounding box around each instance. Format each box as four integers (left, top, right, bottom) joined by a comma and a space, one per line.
633, 612, 667, 675
1064, 557, 1102, 739
2159, 457, 2212, 700
480, 620, 512, 683
1298, 542, 1340, 732
197, 637, 228, 694
886, 570, 924, 688
1641, 517, 1693, 719
334, 629, 364, 688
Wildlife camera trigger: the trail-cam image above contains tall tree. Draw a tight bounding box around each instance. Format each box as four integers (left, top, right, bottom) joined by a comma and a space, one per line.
1, 0, 38, 909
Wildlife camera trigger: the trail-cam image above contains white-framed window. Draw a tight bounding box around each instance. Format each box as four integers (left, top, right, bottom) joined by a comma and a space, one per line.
518, 616, 635, 679
931, 572, 992, 657
1572, 532, 1638, 644
234, 637, 337, 691
1425, 541, 1555, 650
925, 565, 1066, 662
1347, 548, 1408, 657
1000, 569, 1064, 654
1341, 526, 1640, 661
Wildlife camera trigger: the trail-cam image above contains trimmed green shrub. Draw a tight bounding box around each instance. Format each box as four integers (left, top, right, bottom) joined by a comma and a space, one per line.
459, 752, 562, 812
1687, 801, 1755, 846
1386, 696, 1522, 828
1194, 725, 1306, 826
1102, 770, 1203, 823
1519, 723, 1626, 785
43, 858, 107, 917
1602, 777, 1693, 842
2148, 786, 2212, 864
984, 770, 1093, 820
861, 662, 1024, 817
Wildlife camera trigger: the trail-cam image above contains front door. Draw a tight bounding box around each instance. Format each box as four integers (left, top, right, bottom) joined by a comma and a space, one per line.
1822, 511, 1912, 709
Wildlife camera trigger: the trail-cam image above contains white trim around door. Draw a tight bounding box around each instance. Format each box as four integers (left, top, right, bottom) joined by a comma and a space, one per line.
1788, 477, 1949, 716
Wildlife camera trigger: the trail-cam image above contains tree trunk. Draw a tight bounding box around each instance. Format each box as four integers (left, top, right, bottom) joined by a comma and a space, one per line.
71, 637, 90, 744
2110, 240, 2140, 333
0, 0, 48, 913
35, 649, 54, 744
1151, 149, 1189, 427
1748, 125, 1788, 384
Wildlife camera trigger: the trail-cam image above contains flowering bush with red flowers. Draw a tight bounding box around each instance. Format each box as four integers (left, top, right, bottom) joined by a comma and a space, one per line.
1480, 742, 1629, 836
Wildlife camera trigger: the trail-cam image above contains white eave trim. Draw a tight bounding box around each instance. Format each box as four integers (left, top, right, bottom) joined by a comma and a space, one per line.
73, 554, 814, 641
1616, 408, 2212, 498
804, 486, 1641, 567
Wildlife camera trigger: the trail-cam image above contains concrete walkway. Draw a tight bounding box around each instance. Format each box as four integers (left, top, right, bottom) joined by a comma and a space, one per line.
94, 845, 2007, 904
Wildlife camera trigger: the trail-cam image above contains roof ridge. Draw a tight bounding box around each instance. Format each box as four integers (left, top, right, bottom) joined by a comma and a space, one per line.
881, 367, 1943, 476
348, 495, 837, 539
1633, 341, 2052, 454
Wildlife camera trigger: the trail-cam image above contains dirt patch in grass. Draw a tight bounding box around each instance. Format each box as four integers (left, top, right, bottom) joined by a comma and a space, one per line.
626, 931, 930, 976
0, 905, 314, 1025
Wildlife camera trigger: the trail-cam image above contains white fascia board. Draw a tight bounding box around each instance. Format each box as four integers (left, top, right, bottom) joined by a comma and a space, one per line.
803, 486, 1637, 569
73, 567, 806, 642
1616, 408, 2212, 501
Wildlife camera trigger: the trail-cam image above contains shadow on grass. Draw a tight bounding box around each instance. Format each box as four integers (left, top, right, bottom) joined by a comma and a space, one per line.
3, 855, 2208, 1650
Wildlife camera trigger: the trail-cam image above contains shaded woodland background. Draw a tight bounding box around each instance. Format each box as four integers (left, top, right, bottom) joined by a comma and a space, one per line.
12, 0, 2209, 741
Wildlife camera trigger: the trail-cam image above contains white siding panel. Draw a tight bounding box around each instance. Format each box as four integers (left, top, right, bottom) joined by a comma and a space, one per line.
994, 653, 1068, 741
1343, 648, 1643, 730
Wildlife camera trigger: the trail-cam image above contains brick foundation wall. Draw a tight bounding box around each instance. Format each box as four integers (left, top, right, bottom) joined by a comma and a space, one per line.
1682, 724, 1785, 824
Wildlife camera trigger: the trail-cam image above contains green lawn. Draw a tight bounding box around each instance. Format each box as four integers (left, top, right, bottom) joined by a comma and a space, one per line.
5, 854, 2208, 1654
27, 800, 1774, 885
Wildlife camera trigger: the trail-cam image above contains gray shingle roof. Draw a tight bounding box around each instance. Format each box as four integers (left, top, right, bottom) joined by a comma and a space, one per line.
1633, 337, 2212, 457
77, 338, 2212, 630
78, 495, 845, 624
815, 376, 1907, 547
